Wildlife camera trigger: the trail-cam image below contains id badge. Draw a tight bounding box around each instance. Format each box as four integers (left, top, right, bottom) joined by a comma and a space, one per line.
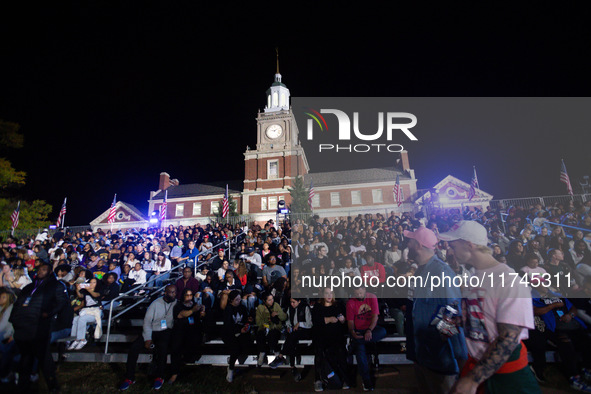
188, 316, 194, 325
160, 319, 167, 329
23, 297, 32, 307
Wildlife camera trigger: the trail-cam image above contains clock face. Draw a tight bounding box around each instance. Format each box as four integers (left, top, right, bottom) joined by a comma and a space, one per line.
266, 124, 283, 139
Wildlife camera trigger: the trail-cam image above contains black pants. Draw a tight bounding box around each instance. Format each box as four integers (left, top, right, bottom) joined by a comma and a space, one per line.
282, 328, 312, 366
256, 329, 281, 355
314, 339, 349, 384
526, 328, 579, 378
223, 332, 252, 370
170, 323, 202, 363
16, 334, 58, 391
126, 330, 177, 380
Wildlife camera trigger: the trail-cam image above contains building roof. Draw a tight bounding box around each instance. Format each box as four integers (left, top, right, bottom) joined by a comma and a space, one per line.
90, 201, 147, 226
152, 180, 243, 200
304, 167, 410, 187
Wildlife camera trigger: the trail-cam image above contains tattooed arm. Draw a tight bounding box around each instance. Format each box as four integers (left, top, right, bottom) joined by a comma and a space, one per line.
451, 322, 522, 394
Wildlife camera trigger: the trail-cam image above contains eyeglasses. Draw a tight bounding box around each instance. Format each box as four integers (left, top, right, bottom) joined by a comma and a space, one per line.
185, 293, 193, 297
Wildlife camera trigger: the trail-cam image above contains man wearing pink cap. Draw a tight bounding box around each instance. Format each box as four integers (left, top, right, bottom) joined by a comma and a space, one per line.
440, 221, 539, 394
403, 226, 467, 394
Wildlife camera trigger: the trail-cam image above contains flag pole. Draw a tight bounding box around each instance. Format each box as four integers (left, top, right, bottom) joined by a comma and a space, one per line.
62, 197, 67, 228
473, 166, 480, 190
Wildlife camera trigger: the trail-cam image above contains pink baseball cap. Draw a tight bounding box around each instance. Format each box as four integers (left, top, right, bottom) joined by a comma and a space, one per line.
403, 227, 438, 249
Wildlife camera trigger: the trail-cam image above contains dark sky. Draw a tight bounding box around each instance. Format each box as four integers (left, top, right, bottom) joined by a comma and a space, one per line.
1, 2, 590, 225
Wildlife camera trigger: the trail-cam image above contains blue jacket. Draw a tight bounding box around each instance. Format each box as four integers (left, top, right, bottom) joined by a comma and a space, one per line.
405, 255, 467, 375
532, 289, 587, 332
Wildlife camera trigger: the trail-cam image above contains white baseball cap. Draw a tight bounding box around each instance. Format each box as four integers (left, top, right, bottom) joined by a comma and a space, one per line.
438, 221, 489, 246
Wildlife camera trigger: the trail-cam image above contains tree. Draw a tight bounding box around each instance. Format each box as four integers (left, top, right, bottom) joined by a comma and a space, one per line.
0, 120, 26, 190
288, 176, 312, 214
0, 198, 52, 236
0, 119, 52, 236
213, 195, 238, 221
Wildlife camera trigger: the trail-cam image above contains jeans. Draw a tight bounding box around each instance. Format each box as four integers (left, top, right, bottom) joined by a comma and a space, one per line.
102, 300, 121, 310
155, 271, 171, 287
351, 325, 387, 385
198, 292, 215, 310
241, 294, 257, 311
51, 328, 71, 344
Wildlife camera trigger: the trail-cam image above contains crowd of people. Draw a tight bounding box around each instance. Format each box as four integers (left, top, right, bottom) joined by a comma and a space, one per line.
0, 198, 591, 392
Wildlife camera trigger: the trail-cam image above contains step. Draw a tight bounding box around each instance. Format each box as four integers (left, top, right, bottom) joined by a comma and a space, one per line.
53, 352, 414, 366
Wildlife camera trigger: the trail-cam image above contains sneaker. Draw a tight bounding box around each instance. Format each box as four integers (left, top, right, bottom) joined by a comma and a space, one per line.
74, 339, 88, 350
292, 368, 301, 382
257, 352, 267, 367
363, 382, 375, 391
269, 355, 285, 369
153, 377, 164, 390
67, 340, 79, 351
226, 367, 234, 383
119, 379, 134, 391
571, 376, 591, 392
314, 380, 324, 392
530, 366, 546, 384
342, 382, 351, 389
30, 373, 39, 382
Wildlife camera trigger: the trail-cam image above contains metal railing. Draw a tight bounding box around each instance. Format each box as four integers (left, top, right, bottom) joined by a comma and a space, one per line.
103, 231, 243, 354
490, 193, 591, 211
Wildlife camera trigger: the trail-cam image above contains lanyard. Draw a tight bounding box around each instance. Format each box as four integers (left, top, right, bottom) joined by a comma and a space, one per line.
30, 279, 44, 296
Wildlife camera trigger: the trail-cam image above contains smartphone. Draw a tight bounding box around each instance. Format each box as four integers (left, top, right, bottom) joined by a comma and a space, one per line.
556, 310, 564, 317
79, 283, 90, 289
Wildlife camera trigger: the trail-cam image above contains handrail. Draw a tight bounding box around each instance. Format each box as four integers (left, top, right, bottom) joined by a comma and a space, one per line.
104, 230, 243, 354
543, 221, 591, 234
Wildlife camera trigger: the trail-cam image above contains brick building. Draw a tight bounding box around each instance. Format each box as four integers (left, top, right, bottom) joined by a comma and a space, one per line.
146, 69, 418, 225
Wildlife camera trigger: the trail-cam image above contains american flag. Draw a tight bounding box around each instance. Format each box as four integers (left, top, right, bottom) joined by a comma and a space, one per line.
561, 159, 573, 196
160, 190, 168, 223
393, 175, 403, 207
10, 201, 20, 235
56, 197, 67, 228
222, 185, 229, 218
308, 180, 315, 209
468, 166, 479, 201
107, 194, 117, 224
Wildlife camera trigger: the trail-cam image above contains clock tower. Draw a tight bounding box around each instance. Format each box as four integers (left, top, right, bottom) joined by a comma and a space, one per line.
242, 59, 309, 212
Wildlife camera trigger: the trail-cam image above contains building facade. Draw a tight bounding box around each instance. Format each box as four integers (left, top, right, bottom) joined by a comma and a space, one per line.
146, 69, 418, 225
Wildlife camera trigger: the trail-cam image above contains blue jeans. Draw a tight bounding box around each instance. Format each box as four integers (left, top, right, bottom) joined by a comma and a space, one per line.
155, 271, 170, 287
102, 300, 121, 310
352, 325, 387, 385
51, 328, 71, 344
198, 291, 215, 310
241, 294, 258, 311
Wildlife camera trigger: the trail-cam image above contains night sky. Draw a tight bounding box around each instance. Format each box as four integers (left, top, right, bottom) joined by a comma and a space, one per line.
1, 3, 590, 225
